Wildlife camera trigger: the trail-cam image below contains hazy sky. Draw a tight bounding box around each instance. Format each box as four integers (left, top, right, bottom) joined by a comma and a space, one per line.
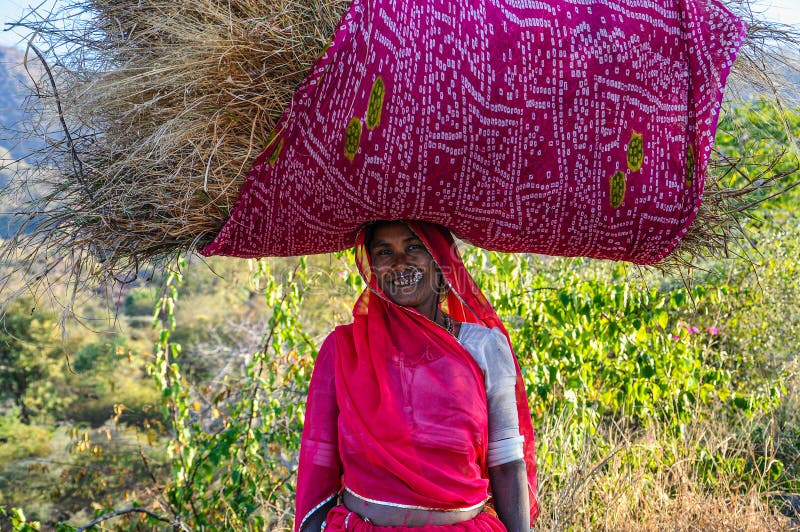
0, 0, 799, 49
0, 0, 34, 49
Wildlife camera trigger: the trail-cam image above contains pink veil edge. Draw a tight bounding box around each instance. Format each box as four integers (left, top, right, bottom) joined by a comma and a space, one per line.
294, 332, 343, 532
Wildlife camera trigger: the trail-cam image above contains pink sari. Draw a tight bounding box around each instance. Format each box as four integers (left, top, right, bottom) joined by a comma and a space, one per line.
295, 222, 538, 530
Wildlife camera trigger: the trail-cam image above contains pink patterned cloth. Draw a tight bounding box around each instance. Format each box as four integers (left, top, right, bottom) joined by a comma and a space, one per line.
202, 0, 746, 263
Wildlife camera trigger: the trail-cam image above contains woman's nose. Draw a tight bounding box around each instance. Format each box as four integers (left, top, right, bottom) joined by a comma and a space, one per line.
388, 250, 409, 269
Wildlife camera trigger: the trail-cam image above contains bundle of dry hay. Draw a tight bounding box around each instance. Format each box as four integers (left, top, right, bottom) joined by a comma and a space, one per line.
2, 0, 348, 293
1, 0, 798, 299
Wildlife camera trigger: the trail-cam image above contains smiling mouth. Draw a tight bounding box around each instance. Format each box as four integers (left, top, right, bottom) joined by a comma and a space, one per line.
390, 268, 423, 288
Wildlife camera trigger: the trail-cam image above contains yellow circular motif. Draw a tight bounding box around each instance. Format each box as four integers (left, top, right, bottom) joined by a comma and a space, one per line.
610, 171, 626, 208
366, 76, 386, 131
344, 117, 363, 162
627, 131, 643, 172
268, 137, 284, 166
685, 144, 695, 186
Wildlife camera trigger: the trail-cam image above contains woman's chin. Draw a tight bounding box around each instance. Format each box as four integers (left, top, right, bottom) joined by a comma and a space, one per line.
383, 285, 427, 308
385, 292, 419, 307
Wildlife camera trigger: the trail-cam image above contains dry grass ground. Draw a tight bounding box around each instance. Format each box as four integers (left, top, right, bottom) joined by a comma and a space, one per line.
534, 361, 800, 531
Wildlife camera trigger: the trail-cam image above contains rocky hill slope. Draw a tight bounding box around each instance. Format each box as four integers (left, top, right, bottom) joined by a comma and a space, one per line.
0, 45, 43, 238
0, 45, 41, 163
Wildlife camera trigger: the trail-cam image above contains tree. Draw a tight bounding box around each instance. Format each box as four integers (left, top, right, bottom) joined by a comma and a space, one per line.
0, 298, 65, 423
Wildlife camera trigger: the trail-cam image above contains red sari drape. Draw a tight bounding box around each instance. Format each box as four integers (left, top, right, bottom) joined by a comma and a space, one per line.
295, 222, 538, 530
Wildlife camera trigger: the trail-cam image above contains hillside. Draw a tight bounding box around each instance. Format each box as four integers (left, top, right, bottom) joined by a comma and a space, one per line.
0, 45, 41, 163
0, 44, 44, 238
0, 46, 797, 530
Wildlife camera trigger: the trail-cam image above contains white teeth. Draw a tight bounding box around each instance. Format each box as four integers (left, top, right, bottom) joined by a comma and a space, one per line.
392, 268, 423, 287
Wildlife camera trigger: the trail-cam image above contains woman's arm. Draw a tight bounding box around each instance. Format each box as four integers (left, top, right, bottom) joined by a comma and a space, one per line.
489, 458, 530, 532
480, 328, 530, 530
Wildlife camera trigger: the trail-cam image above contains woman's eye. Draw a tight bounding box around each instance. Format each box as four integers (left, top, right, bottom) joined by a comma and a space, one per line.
376, 249, 391, 256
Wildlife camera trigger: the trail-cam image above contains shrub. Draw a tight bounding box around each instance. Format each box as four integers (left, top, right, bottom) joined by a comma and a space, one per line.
0, 409, 51, 462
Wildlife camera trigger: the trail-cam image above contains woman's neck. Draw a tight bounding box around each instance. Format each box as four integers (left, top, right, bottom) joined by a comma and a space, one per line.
412, 295, 439, 323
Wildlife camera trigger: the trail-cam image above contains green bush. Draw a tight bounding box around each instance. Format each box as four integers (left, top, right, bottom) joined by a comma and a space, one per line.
72, 338, 128, 373
0, 409, 52, 462
0, 298, 67, 423
124, 287, 158, 317
462, 251, 782, 433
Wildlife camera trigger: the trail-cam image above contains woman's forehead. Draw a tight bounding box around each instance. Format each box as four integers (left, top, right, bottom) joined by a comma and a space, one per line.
370, 222, 420, 245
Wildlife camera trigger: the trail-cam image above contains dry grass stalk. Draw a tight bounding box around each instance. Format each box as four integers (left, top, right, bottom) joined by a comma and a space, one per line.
660, 156, 800, 274
0, 0, 798, 302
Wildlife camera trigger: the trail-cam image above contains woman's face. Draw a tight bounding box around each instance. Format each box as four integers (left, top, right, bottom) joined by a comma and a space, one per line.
367, 222, 441, 317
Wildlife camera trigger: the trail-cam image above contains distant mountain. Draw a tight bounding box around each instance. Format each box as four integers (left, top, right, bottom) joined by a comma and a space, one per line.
0, 44, 43, 239
0, 45, 42, 163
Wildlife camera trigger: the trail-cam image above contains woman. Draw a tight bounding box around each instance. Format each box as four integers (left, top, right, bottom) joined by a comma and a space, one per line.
295, 221, 538, 531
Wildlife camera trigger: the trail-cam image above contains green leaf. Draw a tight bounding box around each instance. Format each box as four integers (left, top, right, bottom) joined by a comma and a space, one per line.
656, 310, 669, 330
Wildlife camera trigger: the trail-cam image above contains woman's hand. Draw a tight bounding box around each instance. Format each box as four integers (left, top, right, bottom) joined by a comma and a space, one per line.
489, 458, 530, 532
